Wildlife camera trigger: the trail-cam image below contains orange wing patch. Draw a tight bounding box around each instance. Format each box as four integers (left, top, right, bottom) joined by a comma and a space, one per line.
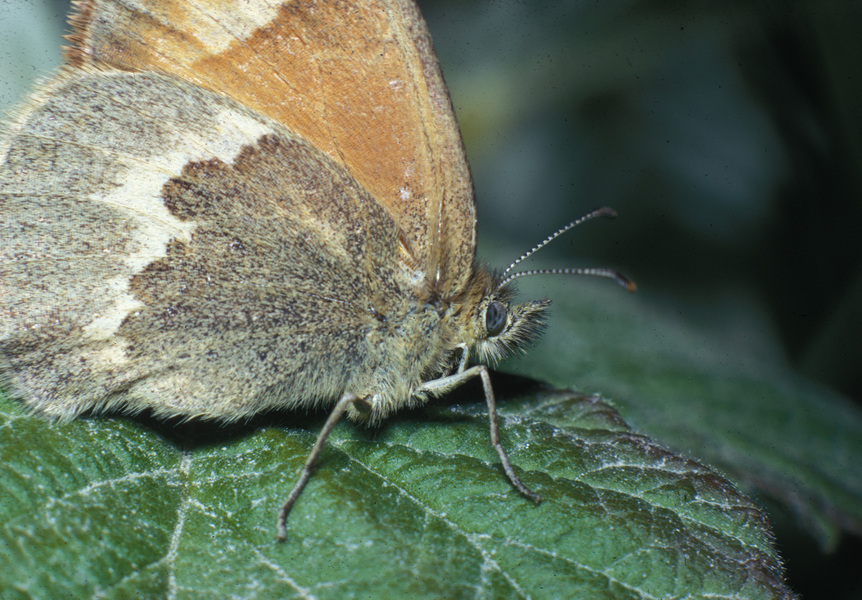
67, 0, 476, 296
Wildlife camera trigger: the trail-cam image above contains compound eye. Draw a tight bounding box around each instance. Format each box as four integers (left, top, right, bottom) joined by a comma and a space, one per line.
485, 301, 507, 337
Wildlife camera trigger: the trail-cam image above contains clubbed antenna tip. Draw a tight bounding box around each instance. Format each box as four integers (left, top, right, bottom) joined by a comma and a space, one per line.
496, 207, 636, 292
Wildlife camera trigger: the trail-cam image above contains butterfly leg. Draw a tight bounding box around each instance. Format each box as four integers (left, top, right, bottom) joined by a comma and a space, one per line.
419, 366, 542, 505
276, 392, 359, 542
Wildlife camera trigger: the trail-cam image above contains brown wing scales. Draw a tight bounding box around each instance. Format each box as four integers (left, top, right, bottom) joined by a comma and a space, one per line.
67, 0, 477, 297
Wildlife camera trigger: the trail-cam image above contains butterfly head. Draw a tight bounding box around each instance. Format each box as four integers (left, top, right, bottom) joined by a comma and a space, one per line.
467, 276, 551, 366
455, 207, 636, 368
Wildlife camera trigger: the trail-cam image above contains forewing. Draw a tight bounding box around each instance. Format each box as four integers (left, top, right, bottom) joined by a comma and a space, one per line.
67, 0, 477, 295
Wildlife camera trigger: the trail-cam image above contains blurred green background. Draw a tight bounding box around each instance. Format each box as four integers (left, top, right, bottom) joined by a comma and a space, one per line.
2, 0, 860, 597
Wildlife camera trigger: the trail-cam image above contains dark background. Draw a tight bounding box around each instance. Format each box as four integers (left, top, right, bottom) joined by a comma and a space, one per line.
2, 1, 860, 597
421, 0, 862, 401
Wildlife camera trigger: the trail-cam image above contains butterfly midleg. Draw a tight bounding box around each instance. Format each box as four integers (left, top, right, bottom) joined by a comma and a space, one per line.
277, 392, 359, 542
419, 365, 542, 505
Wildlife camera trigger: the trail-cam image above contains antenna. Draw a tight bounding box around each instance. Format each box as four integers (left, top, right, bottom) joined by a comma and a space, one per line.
496, 207, 636, 292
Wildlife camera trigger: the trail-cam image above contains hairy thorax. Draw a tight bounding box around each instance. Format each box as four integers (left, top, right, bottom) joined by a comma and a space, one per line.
347, 297, 460, 424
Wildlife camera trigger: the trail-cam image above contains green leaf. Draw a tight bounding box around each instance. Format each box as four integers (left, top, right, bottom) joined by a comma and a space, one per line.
2, 372, 794, 599
504, 277, 862, 553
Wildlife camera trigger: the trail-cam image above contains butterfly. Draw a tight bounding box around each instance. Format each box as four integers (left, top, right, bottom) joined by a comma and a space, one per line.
0, 0, 633, 541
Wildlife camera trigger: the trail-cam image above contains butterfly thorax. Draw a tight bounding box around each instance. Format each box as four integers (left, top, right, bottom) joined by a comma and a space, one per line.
348, 264, 549, 424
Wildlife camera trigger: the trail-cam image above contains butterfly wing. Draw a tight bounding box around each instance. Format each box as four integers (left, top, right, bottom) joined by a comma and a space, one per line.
0, 70, 405, 420
68, 0, 476, 296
